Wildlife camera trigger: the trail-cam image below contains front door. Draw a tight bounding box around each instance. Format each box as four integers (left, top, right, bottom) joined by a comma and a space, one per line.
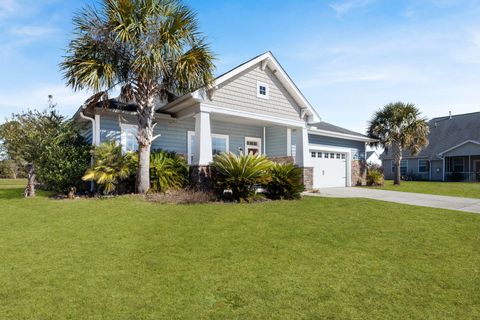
245, 137, 262, 155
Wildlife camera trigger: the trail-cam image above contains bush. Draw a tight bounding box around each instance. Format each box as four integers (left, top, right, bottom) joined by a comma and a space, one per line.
367, 163, 384, 186
82, 142, 137, 194
150, 150, 189, 193
211, 152, 272, 202
0, 160, 20, 179
266, 163, 304, 200
35, 124, 91, 193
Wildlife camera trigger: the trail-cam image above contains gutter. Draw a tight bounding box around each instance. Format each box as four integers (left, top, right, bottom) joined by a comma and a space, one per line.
78, 105, 97, 146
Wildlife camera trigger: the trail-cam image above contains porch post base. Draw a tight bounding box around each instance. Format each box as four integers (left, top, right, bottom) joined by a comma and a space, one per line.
301, 167, 314, 190
189, 165, 213, 191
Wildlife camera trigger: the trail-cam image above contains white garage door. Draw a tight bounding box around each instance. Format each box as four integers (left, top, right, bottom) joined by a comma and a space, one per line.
311, 151, 347, 188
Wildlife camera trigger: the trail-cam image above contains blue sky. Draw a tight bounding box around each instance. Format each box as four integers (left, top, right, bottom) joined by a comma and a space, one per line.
1, 0, 480, 133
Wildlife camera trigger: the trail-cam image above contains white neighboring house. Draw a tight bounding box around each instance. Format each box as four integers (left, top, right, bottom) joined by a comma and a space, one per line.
366, 151, 382, 166
74, 52, 375, 189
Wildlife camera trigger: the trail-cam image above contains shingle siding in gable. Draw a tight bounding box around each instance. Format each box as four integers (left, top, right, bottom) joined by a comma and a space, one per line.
210, 64, 302, 121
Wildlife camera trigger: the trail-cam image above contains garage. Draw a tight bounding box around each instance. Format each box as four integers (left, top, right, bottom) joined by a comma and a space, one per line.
311, 150, 348, 188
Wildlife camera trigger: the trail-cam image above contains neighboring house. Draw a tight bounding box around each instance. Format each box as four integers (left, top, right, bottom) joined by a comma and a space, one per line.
74, 52, 373, 189
366, 151, 382, 166
381, 111, 480, 182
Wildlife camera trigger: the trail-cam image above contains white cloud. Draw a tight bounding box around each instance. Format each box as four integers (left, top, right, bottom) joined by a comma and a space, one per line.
8, 25, 58, 37
0, 0, 20, 18
330, 0, 375, 16
0, 84, 91, 121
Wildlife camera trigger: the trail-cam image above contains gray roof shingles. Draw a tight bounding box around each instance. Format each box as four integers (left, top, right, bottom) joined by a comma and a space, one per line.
382, 111, 480, 159
313, 121, 367, 138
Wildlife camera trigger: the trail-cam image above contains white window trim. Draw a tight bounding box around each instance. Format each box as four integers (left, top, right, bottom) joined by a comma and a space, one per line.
120, 123, 138, 154
245, 137, 262, 155
418, 159, 429, 173
187, 131, 229, 165
256, 81, 269, 99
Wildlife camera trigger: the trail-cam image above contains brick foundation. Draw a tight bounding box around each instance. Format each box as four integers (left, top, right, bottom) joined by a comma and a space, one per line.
351, 160, 367, 186
268, 156, 294, 165
189, 166, 213, 191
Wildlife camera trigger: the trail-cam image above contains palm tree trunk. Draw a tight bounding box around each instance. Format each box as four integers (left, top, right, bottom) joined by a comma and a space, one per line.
392, 142, 402, 185
135, 84, 156, 194
24, 163, 35, 197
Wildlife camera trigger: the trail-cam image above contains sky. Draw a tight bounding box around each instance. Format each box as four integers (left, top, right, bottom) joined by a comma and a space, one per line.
0, 0, 480, 133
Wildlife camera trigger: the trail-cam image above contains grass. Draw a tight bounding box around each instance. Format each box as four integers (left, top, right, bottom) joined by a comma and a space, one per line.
1, 187, 480, 319
0, 178, 27, 189
368, 180, 480, 199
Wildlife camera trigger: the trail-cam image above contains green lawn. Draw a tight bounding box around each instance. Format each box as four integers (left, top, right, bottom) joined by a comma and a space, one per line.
368, 180, 480, 199
1, 187, 480, 319
0, 178, 27, 189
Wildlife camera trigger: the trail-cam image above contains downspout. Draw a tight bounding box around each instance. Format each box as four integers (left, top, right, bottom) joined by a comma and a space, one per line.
79, 107, 96, 192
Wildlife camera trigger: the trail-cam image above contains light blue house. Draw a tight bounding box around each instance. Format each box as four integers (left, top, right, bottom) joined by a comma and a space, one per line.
74, 52, 373, 189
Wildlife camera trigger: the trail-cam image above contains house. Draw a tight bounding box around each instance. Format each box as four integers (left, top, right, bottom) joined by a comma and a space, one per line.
381, 111, 480, 182
74, 52, 373, 189
366, 150, 382, 166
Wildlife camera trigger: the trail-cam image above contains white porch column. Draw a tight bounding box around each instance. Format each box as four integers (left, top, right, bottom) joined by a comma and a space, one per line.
94, 114, 101, 146
295, 126, 311, 167
193, 111, 213, 166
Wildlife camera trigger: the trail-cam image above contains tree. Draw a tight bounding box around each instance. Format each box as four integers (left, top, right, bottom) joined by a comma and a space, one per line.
0, 108, 91, 196
61, 0, 215, 194
367, 102, 429, 185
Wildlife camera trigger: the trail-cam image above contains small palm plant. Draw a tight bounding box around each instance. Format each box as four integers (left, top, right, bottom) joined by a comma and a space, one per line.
82, 142, 136, 194
266, 163, 304, 200
211, 153, 273, 201
150, 151, 189, 193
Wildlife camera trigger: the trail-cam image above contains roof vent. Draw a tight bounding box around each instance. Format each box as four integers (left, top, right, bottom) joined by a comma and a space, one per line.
449, 111, 452, 119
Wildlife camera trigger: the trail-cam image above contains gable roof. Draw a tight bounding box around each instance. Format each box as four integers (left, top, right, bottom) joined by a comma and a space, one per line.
213, 52, 321, 123
382, 111, 480, 159
161, 51, 322, 124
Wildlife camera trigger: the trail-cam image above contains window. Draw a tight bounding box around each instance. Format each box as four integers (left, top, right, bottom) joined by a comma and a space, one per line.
318, 152, 323, 158
336, 153, 341, 159
391, 160, 408, 175
418, 160, 429, 173
341, 154, 346, 159
245, 137, 262, 155
453, 158, 464, 172
256, 81, 269, 99
311, 152, 317, 158
187, 131, 229, 164
330, 153, 335, 159
120, 124, 138, 153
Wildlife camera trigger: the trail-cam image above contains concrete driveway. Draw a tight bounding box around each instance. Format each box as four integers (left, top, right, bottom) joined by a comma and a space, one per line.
306, 187, 480, 214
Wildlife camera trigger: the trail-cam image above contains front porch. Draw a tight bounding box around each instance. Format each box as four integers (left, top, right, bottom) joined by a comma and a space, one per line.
444, 155, 480, 182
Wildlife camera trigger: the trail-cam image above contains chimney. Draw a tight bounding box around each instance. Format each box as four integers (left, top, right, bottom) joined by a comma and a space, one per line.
449, 111, 452, 119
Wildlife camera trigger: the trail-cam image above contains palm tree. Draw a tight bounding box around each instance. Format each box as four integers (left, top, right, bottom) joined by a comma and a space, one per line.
61, 0, 215, 193
367, 102, 429, 185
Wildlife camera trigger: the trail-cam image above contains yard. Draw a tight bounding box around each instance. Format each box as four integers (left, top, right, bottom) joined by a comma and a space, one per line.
1, 180, 480, 319
369, 180, 480, 199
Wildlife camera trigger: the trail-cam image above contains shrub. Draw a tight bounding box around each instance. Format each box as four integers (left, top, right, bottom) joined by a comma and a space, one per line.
211, 152, 272, 201
0, 160, 20, 179
266, 163, 304, 200
366, 164, 384, 186
35, 124, 91, 193
82, 142, 136, 194
150, 150, 189, 193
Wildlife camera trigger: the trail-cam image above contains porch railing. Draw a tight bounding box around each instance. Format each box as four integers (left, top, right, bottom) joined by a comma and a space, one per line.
445, 172, 480, 182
